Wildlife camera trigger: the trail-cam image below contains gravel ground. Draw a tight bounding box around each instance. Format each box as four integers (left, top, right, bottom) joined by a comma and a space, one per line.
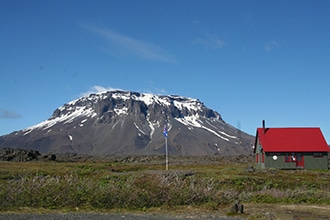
0, 213, 243, 220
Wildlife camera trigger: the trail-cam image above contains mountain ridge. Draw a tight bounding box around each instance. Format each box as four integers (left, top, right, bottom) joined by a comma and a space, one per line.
0, 90, 254, 156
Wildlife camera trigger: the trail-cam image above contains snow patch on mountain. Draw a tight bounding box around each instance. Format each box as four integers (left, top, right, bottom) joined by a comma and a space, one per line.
147, 116, 157, 141
175, 116, 236, 142
23, 105, 97, 135
134, 122, 146, 135
114, 107, 128, 115
173, 99, 202, 112
175, 115, 202, 128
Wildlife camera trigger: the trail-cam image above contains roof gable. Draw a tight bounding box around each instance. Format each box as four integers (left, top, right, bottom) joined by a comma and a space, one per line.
255, 127, 329, 152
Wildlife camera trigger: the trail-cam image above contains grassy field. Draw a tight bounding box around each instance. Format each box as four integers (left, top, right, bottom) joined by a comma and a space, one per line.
0, 156, 329, 219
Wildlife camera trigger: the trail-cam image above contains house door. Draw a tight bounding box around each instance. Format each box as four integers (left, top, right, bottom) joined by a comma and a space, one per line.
296, 153, 304, 169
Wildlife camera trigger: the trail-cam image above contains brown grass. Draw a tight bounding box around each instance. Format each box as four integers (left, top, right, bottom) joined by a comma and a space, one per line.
0, 156, 329, 219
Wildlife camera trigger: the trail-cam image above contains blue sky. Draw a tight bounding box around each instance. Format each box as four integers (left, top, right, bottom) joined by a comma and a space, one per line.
1, 0, 330, 143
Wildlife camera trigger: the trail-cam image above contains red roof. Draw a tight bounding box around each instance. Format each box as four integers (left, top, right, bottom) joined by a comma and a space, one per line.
255, 127, 329, 152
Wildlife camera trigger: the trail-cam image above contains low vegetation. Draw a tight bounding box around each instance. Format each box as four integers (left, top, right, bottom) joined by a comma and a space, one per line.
0, 155, 329, 218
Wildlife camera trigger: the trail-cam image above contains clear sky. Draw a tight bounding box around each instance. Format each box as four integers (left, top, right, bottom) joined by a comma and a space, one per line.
1, 0, 330, 143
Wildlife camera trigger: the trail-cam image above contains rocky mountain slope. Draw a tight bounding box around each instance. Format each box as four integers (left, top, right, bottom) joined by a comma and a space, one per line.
0, 90, 254, 155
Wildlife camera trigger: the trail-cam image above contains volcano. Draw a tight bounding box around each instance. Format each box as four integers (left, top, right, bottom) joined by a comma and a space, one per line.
0, 90, 254, 156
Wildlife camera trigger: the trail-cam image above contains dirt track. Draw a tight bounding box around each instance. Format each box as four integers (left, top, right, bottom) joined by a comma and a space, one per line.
0, 213, 242, 220
1, 204, 330, 219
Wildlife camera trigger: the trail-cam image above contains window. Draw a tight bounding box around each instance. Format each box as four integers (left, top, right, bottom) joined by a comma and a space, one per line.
313, 152, 323, 158
285, 153, 296, 162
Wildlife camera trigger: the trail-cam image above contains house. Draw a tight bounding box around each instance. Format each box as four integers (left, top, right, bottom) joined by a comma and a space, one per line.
254, 121, 329, 170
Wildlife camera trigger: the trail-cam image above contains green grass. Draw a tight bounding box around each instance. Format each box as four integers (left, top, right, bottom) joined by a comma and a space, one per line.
0, 158, 329, 212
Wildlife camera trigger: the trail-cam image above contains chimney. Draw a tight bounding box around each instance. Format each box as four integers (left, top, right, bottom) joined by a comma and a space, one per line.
262, 120, 266, 132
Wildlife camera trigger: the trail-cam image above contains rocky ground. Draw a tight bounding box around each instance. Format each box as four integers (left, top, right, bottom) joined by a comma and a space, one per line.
0, 148, 255, 164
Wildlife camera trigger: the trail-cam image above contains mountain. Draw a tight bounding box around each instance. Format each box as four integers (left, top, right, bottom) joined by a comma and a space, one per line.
0, 90, 254, 156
